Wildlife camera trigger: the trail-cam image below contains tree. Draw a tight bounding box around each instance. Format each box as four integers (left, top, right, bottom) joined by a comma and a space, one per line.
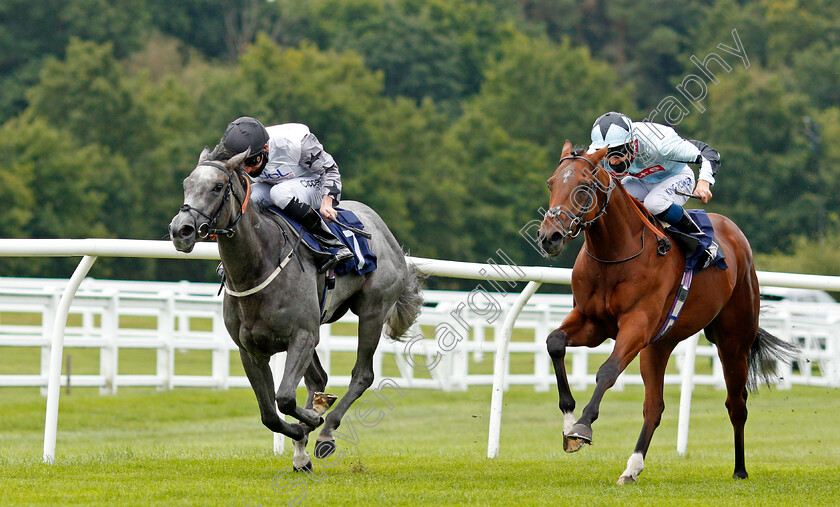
27, 39, 154, 160
307, 0, 516, 109
687, 67, 811, 253
467, 32, 635, 152
440, 32, 635, 265
0, 117, 134, 277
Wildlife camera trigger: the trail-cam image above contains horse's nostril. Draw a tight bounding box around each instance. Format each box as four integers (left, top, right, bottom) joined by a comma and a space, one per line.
549, 232, 562, 243
179, 225, 194, 237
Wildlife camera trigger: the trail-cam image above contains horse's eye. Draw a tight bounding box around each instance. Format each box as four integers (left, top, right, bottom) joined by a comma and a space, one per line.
213, 182, 224, 192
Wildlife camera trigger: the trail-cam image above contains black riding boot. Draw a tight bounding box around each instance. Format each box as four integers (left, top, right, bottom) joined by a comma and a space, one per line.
658, 207, 720, 268
284, 198, 354, 273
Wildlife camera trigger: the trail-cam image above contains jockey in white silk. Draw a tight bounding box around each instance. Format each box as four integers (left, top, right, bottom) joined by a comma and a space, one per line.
587, 111, 722, 266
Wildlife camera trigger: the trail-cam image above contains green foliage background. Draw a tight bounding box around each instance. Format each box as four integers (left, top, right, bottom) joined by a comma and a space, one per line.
1, 0, 839, 283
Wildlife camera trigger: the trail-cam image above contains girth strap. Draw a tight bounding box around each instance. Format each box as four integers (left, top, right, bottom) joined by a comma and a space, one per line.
224, 249, 294, 297
651, 267, 693, 343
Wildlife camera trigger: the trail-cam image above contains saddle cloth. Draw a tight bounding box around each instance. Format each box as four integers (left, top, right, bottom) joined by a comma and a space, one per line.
267, 206, 377, 276
665, 209, 727, 273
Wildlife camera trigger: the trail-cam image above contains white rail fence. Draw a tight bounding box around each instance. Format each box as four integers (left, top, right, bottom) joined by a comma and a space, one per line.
2, 278, 838, 392
1, 239, 839, 464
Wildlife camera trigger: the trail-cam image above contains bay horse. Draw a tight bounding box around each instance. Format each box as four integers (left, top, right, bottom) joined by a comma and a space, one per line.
169, 147, 423, 471
538, 141, 797, 484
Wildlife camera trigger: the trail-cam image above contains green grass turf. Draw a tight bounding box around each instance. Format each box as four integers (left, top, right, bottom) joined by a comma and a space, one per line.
0, 383, 838, 506
1, 311, 837, 505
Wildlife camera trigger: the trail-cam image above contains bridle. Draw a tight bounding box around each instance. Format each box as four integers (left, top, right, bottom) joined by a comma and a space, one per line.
179, 161, 251, 239
544, 155, 616, 240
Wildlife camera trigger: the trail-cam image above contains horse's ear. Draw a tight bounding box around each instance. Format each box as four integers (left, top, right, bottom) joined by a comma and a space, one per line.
561, 140, 573, 158
588, 146, 609, 163
226, 148, 251, 172
198, 146, 211, 164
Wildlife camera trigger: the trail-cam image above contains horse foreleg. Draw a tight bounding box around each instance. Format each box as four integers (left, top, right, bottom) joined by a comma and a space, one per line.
238, 348, 305, 441
315, 313, 385, 459
618, 344, 674, 485
568, 325, 647, 449
547, 329, 580, 451
547, 311, 606, 453
275, 333, 322, 429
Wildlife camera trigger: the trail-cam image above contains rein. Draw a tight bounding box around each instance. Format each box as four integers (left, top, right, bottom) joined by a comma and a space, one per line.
179, 161, 251, 239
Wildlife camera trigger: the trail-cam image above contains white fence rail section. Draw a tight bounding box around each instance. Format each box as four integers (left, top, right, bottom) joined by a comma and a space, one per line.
1, 239, 840, 464
3, 278, 838, 392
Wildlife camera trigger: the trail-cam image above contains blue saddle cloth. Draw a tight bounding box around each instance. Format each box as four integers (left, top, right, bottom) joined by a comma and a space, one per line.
268, 206, 377, 276
667, 209, 727, 273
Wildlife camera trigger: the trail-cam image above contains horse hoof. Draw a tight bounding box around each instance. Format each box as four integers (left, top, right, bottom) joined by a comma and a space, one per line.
563, 424, 592, 453
733, 470, 748, 480
314, 439, 336, 459
617, 475, 636, 485
293, 460, 313, 472
567, 423, 593, 441
563, 435, 587, 453
313, 392, 339, 416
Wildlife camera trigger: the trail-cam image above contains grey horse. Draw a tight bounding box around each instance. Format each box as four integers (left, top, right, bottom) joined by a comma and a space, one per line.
169, 147, 423, 471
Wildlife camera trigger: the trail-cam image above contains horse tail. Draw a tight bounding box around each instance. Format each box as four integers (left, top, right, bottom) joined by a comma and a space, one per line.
383, 261, 425, 342
747, 327, 800, 391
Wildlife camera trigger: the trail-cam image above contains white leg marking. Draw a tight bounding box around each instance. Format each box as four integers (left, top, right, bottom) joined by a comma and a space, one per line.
563, 412, 576, 434
619, 452, 644, 483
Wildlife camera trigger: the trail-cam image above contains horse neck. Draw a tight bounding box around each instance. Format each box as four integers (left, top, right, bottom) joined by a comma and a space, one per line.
217, 209, 284, 287
583, 179, 646, 260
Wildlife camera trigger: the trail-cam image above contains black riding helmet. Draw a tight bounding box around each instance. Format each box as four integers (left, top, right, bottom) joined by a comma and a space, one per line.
222, 116, 270, 175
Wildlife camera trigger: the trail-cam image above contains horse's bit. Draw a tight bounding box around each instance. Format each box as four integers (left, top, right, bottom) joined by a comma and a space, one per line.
544, 155, 615, 240
179, 161, 249, 239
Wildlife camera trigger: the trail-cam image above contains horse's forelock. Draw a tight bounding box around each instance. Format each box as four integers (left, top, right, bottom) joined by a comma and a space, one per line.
208, 143, 233, 162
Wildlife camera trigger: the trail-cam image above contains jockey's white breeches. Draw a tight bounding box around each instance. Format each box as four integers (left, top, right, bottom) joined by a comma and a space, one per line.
251, 176, 323, 211
621, 165, 695, 215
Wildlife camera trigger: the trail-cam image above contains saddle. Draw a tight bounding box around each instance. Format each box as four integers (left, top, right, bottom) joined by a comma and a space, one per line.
266, 206, 377, 277
663, 209, 727, 273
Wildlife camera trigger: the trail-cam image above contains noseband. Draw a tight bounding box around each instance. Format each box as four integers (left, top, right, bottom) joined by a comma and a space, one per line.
179, 161, 251, 239
544, 155, 615, 239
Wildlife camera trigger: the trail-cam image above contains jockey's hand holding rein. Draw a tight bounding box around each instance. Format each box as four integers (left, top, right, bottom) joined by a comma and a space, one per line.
694, 179, 713, 204
320, 195, 338, 221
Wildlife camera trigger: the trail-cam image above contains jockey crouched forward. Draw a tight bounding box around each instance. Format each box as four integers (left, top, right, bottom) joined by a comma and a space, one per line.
587, 112, 722, 267
218, 116, 354, 274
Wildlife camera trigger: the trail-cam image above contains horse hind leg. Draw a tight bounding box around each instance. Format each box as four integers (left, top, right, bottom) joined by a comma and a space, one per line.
293, 352, 337, 472
315, 310, 386, 459
706, 315, 754, 479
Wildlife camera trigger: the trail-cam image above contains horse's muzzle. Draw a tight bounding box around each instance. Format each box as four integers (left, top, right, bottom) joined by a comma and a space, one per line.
169, 212, 198, 253
539, 230, 566, 257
